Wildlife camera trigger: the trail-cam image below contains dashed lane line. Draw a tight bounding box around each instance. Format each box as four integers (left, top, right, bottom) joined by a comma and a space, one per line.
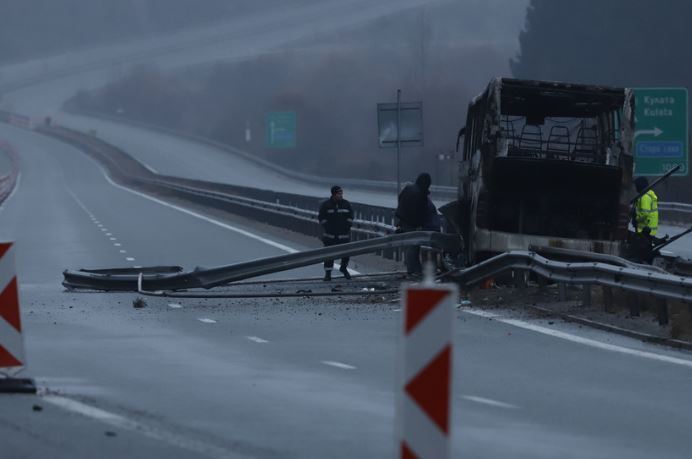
321, 360, 357, 370
67, 186, 137, 264
85, 155, 361, 274
461, 395, 519, 410
246, 336, 269, 344
197, 318, 217, 324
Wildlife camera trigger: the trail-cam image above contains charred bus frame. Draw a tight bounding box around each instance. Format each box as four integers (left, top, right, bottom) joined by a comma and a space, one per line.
445, 78, 635, 264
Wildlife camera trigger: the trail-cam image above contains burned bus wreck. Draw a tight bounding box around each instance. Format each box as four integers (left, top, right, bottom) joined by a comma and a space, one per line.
444, 78, 636, 265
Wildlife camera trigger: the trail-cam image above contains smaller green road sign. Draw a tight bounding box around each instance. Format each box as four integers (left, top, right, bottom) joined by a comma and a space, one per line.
266, 111, 296, 149
634, 88, 688, 176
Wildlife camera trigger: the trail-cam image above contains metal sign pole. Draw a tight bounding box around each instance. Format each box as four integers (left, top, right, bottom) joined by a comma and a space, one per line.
397, 89, 402, 198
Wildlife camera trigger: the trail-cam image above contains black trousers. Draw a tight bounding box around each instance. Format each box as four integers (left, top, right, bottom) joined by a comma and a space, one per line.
400, 223, 422, 274
323, 237, 350, 271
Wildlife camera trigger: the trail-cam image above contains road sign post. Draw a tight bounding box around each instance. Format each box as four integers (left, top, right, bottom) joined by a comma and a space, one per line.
378, 93, 423, 198
634, 88, 688, 176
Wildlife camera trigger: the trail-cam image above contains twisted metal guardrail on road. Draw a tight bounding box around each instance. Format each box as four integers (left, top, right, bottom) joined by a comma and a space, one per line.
63, 231, 460, 291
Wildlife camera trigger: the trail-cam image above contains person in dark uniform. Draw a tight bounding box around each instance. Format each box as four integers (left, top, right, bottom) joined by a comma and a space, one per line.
318, 186, 353, 281
395, 172, 432, 275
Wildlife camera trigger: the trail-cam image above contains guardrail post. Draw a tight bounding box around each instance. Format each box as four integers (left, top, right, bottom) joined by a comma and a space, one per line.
558, 282, 567, 301
582, 284, 591, 307
602, 287, 615, 313
670, 301, 692, 340
656, 297, 669, 326
628, 292, 640, 317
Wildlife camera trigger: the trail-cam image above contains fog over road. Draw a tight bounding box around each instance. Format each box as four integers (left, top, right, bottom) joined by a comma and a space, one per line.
1, 2, 692, 458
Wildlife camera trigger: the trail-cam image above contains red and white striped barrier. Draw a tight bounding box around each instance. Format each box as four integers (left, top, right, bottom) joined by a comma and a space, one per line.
0, 242, 25, 372
397, 281, 457, 459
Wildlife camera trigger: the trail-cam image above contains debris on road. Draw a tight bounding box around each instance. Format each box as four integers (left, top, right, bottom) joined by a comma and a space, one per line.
132, 297, 146, 309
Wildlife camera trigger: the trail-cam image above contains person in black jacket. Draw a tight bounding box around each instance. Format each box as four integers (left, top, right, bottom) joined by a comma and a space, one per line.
395, 172, 432, 275
318, 186, 353, 281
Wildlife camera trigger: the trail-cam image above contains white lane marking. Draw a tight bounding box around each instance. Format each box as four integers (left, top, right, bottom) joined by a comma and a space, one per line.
321, 360, 357, 370
80, 147, 366, 274
105, 233, 112, 236
101, 228, 108, 232
109, 237, 117, 241
246, 336, 269, 343
114, 243, 122, 246
168, 303, 183, 309
462, 395, 519, 410
140, 160, 159, 174
125, 257, 135, 261
94, 221, 100, 224
89, 158, 299, 253
462, 308, 692, 369
0, 172, 21, 213
392, 308, 402, 312
119, 250, 127, 253
197, 318, 217, 324
42, 396, 240, 459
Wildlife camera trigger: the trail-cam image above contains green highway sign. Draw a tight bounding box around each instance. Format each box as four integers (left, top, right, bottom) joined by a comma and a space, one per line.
266, 111, 296, 149
634, 87, 688, 176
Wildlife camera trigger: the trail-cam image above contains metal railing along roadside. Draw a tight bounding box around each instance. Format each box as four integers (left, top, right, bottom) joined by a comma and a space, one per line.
63, 106, 459, 199
448, 249, 692, 329
60, 107, 692, 225
38, 125, 404, 261
12, 116, 692, 232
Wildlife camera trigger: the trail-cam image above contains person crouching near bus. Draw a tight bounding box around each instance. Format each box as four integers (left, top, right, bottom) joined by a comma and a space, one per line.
633, 177, 659, 239
318, 186, 354, 281
629, 176, 660, 263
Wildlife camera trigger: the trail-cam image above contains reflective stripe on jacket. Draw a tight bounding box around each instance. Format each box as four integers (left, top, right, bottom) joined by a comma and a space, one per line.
318, 197, 353, 239
636, 190, 658, 235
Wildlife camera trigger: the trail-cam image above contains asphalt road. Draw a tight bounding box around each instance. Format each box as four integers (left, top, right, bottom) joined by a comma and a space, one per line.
1, 4, 692, 457
1, 117, 692, 458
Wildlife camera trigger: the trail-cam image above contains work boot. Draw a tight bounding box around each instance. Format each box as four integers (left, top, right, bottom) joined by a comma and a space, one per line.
323, 271, 332, 282
339, 266, 352, 280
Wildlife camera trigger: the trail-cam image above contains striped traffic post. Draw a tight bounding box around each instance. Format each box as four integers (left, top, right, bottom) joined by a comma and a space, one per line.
0, 242, 36, 393
396, 276, 457, 458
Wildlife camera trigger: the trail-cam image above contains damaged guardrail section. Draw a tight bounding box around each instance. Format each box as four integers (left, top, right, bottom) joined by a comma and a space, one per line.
451, 250, 692, 302
63, 231, 461, 291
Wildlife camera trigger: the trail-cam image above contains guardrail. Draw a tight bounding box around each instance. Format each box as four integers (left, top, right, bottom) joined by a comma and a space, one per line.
61, 107, 692, 224
38, 126, 408, 261
63, 106, 459, 199
5, 110, 692, 230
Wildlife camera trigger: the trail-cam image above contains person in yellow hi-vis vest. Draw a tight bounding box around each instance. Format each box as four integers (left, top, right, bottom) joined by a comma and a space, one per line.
633, 177, 658, 236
